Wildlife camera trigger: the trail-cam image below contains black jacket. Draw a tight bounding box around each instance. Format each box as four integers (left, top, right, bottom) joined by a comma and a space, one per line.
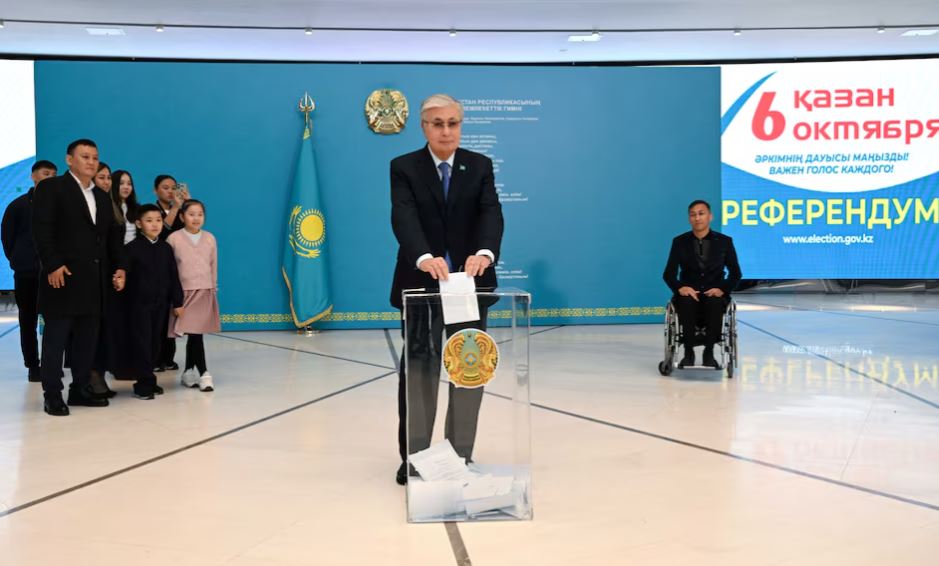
389, 146, 504, 309
124, 236, 184, 309
663, 230, 742, 295
1, 188, 39, 276
32, 173, 125, 316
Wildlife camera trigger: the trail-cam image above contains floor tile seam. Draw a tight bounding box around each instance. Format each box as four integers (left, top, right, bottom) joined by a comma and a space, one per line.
838, 387, 882, 481
0, 324, 19, 339
210, 332, 396, 371
738, 318, 939, 412
480, 389, 939, 513
0, 369, 397, 519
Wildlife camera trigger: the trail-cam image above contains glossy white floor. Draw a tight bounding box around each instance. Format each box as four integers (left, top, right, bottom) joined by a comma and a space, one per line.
1, 294, 938, 565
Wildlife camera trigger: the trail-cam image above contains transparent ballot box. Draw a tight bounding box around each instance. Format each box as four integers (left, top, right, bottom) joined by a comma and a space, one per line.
402, 288, 532, 523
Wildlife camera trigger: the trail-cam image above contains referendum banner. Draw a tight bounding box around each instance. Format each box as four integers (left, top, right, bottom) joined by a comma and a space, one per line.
721, 59, 939, 278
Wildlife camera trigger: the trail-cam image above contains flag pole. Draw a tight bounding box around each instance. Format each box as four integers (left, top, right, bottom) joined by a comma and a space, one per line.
297, 92, 318, 337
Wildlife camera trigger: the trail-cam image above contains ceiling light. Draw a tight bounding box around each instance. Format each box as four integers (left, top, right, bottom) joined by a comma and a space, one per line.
568, 33, 601, 43
304, 27, 313, 35
876, 26, 885, 34
733, 29, 742, 36
449, 29, 456, 37
155, 25, 164, 33
86, 27, 125, 36
901, 29, 938, 37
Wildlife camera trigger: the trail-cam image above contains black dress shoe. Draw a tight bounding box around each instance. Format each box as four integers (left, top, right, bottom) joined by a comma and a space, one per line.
702, 347, 721, 369
396, 462, 408, 485
44, 396, 70, 416
67, 387, 109, 407
133, 383, 155, 400
678, 347, 695, 368
153, 384, 164, 395
165, 362, 179, 371
153, 365, 166, 373
28, 366, 42, 383
89, 370, 117, 399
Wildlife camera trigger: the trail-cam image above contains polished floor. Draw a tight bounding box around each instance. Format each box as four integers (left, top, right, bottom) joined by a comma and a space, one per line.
0, 294, 938, 565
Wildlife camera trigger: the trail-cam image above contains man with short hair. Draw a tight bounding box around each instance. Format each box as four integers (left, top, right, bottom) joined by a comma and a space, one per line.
663, 199, 742, 369
152, 174, 188, 371
2, 160, 58, 382
390, 93, 504, 484
32, 139, 126, 416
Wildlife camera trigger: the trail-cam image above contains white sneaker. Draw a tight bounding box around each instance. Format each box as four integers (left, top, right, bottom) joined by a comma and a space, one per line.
180, 368, 199, 388
198, 373, 214, 392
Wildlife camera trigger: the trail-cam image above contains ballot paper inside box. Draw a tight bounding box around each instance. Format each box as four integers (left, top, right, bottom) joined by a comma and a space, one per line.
402, 288, 532, 523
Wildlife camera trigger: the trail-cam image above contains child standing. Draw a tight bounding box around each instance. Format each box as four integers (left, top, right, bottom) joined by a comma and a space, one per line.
124, 204, 185, 399
167, 199, 220, 392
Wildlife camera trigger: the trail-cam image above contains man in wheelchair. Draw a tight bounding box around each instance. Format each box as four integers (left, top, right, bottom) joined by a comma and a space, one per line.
662, 200, 742, 369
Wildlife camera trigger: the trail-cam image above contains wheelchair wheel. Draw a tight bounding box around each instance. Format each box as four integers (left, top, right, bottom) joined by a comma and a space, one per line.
658, 360, 673, 376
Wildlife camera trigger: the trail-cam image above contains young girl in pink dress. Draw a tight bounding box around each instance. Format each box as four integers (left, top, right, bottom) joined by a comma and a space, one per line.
166, 199, 220, 392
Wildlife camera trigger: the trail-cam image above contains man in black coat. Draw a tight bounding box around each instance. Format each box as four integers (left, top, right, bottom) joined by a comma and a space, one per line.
2, 160, 57, 382
663, 199, 742, 369
32, 139, 126, 416
390, 94, 504, 484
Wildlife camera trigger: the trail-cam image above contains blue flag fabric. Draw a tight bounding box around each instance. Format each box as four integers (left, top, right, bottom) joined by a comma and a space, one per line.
282, 121, 332, 326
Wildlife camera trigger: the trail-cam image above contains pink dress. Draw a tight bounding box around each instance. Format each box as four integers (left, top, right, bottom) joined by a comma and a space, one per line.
166, 229, 221, 336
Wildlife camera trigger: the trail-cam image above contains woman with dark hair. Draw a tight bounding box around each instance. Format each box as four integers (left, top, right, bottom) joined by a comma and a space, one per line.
87, 161, 116, 397
111, 170, 139, 244
95, 162, 112, 192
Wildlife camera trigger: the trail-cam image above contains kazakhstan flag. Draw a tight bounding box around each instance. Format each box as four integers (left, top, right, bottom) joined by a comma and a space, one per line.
282, 100, 332, 327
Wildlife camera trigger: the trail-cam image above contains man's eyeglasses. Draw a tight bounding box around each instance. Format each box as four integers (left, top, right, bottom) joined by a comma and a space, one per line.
423, 119, 462, 130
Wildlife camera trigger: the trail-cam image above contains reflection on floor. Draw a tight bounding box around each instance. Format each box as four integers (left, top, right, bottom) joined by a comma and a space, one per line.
0, 294, 937, 565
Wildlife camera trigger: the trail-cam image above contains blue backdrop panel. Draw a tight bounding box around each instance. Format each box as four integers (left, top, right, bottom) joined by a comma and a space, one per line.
34, 61, 719, 330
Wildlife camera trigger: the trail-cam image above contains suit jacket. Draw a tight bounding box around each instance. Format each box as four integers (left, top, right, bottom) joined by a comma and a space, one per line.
124, 236, 184, 310
663, 229, 742, 295
32, 173, 125, 317
390, 146, 504, 309
1, 188, 39, 276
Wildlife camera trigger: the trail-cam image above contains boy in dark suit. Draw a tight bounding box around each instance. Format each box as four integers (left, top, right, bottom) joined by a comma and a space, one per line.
124, 204, 184, 399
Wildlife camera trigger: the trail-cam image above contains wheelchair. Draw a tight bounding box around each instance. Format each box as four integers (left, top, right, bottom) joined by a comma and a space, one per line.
657, 297, 737, 378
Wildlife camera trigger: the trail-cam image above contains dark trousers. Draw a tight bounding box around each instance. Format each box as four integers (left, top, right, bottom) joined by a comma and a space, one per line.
159, 314, 176, 366
130, 304, 168, 390
674, 294, 727, 348
92, 317, 108, 374
40, 315, 99, 398
398, 304, 487, 463
13, 273, 40, 369
184, 334, 207, 375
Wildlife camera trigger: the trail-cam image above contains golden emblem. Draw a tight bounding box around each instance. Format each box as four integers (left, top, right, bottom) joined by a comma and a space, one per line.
365, 89, 409, 134
287, 205, 326, 258
443, 329, 499, 388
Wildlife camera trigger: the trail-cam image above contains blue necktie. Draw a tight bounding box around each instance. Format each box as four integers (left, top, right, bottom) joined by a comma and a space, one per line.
439, 162, 452, 270
439, 162, 451, 201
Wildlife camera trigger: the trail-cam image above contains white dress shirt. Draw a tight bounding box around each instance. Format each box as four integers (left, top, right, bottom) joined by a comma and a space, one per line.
69, 170, 96, 224
121, 202, 136, 244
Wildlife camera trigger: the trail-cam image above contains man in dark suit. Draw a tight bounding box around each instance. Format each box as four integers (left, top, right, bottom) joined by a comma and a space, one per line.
663, 199, 742, 369
153, 174, 187, 371
32, 139, 126, 416
390, 93, 504, 484
2, 160, 57, 382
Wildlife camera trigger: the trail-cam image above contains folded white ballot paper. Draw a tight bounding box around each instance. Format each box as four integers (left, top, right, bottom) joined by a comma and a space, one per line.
409, 440, 475, 482
439, 272, 480, 325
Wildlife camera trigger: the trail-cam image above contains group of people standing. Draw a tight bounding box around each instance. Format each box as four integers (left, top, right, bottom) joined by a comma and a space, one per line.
1, 139, 220, 416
